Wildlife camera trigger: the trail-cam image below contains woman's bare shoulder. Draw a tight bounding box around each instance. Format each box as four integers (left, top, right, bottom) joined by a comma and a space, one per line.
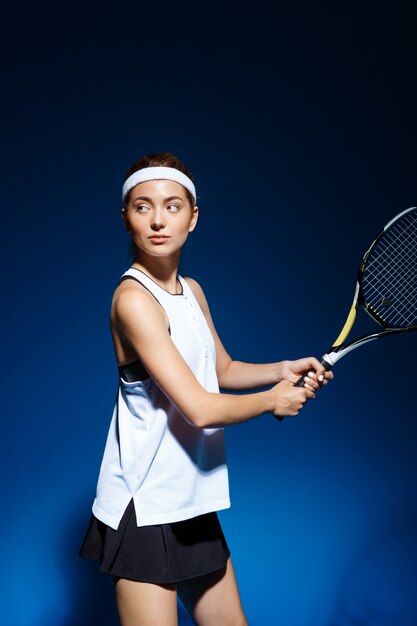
110, 278, 164, 327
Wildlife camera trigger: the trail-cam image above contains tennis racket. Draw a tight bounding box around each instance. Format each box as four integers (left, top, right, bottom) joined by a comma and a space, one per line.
294, 205, 417, 388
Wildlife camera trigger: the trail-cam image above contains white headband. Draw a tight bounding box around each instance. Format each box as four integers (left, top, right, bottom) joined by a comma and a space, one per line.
122, 166, 197, 203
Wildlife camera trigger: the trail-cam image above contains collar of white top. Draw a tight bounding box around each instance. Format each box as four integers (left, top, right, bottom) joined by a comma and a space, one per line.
122, 167, 197, 203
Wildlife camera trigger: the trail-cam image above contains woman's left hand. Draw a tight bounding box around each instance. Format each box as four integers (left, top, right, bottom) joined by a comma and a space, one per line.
279, 358, 334, 390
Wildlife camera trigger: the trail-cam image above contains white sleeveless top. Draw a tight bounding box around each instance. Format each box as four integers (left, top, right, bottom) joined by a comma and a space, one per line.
92, 268, 230, 529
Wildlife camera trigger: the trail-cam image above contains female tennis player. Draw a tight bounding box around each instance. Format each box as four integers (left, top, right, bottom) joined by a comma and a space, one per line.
79, 152, 333, 626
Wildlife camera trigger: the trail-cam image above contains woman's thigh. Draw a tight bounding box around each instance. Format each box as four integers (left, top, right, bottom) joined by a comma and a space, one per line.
114, 577, 178, 626
177, 558, 247, 626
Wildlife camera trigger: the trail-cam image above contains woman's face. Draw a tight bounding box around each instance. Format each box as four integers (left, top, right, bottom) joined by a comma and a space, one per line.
122, 179, 198, 258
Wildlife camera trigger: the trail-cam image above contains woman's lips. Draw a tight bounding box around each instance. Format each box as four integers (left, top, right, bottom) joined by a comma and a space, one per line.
149, 235, 170, 244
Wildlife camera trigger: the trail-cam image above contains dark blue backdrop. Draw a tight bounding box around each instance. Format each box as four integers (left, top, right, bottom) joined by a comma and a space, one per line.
1, 2, 416, 625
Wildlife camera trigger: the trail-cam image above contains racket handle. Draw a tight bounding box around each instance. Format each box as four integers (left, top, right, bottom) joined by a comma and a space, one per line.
275, 356, 333, 422
294, 356, 333, 388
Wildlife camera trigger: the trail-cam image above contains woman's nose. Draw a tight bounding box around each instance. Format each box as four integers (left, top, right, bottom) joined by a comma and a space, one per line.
150, 208, 166, 230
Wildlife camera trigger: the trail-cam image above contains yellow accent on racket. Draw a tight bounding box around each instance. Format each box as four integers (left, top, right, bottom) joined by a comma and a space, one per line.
333, 304, 357, 347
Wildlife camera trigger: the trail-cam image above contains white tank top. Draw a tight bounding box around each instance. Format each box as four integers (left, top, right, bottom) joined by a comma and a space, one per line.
92, 268, 230, 529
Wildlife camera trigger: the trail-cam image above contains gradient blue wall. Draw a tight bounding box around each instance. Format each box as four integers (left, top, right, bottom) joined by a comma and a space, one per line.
1, 3, 416, 625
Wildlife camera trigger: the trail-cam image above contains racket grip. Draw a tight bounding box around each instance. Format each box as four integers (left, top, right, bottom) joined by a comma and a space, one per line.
294, 357, 333, 388
275, 357, 333, 422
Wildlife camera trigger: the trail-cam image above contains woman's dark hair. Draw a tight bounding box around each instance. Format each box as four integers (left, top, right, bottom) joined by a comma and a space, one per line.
123, 152, 195, 207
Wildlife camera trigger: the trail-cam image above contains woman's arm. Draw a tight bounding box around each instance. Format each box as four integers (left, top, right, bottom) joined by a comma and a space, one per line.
112, 283, 315, 428
184, 277, 333, 390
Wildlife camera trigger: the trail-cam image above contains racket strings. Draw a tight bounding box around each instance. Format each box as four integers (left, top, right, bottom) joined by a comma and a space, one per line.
362, 211, 417, 327
364, 218, 417, 326
368, 237, 416, 324
365, 223, 417, 326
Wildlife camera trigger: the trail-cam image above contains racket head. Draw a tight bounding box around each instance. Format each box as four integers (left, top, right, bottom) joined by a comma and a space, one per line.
358, 206, 417, 330
294, 206, 417, 382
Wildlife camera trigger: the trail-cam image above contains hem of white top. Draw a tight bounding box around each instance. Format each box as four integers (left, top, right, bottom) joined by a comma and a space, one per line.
92, 498, 231, 530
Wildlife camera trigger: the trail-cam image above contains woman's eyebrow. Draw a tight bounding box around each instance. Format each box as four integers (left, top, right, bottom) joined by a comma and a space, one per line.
132, 195, 153, 203
164, 196, 184, 202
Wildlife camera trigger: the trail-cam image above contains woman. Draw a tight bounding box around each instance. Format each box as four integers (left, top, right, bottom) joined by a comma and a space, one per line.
80, 152, 333, 625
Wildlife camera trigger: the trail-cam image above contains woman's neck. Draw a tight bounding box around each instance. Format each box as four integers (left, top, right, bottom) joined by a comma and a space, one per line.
131, 253, 181, 294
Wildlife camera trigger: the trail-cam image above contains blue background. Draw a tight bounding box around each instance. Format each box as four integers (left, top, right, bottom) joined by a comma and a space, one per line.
1, 2, 416, 625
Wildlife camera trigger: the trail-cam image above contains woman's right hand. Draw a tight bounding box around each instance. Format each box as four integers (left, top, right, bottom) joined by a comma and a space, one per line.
270, 379, 315, 418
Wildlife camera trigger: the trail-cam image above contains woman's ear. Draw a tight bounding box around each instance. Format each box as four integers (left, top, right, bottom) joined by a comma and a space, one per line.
122, 207, 131, 233
188, 206, 199, 232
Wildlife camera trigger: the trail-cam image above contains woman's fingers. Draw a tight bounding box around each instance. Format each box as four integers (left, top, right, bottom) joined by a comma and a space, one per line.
303, 384, 316, 399
304, 371, 320, 389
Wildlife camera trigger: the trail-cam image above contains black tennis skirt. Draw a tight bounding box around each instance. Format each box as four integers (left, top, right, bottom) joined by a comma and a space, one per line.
79, 499, 230, 584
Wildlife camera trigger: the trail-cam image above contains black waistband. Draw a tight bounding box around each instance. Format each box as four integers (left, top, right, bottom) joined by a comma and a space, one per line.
118, 359, 150, 382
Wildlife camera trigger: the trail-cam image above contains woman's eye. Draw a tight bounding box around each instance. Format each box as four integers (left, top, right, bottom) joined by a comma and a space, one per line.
167, 204, 180, 213
136, 205, 150, 213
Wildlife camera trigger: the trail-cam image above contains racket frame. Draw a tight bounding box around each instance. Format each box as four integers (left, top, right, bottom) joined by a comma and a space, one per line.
323, 206, 417, 367
292, 205, 417, 388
